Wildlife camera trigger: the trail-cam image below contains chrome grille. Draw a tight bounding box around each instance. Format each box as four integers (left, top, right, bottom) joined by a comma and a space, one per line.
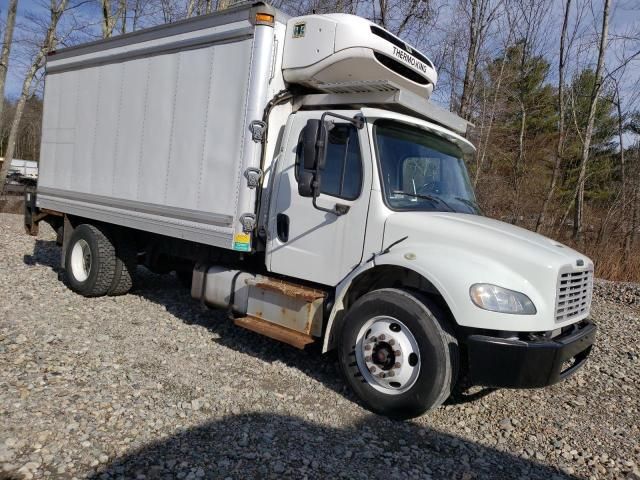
555, 268, 593, 322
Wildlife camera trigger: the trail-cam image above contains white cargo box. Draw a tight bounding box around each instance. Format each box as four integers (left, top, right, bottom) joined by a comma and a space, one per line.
37, 2, 287, 251
282, 14, 437, 99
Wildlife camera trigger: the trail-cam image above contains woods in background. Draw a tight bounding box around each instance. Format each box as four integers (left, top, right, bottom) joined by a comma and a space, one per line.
0, 0, 639, 280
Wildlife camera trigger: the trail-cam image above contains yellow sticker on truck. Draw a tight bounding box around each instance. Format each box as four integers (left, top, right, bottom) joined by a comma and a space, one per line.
233, 233, 251, 252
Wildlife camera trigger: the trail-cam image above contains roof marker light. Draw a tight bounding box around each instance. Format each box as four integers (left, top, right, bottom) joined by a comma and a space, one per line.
255, 13, 274, 25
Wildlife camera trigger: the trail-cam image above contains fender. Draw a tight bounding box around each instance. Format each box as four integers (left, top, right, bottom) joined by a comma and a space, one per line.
322, 240, 559, 353
322, 244, 458, 353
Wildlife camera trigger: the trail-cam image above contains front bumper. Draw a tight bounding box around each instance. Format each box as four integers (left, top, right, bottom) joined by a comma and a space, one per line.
466, 320, 596, 388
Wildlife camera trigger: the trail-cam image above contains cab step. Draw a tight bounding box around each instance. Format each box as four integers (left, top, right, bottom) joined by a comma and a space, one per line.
234, 315, 315, 349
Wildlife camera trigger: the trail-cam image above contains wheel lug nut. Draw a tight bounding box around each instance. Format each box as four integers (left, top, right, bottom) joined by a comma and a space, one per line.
365, 356, 372, 362
394, 350, 401, 356
388, 339, 395, 346
364, 344, 372, 351
369, 366, 377, 373
378, 334, 386, 341
370, 337, 377, 343
377, 372, 386, 378
387, 371, 395, 377
394, 362, 401, 369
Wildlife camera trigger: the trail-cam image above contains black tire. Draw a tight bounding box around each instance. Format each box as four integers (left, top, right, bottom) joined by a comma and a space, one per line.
338, 288, 458, 419
108, 231, 137, 296
65, 224, 117, 297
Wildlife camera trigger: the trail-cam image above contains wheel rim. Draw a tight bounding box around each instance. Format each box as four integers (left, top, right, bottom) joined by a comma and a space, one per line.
70, 239, 92, 282
355, 316, 421, 395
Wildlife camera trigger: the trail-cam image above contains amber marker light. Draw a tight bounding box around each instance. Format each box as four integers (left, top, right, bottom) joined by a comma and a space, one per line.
255, 13, 274, 25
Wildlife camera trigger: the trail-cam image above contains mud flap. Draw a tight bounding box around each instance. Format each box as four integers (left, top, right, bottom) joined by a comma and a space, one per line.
24, 188, 39, 236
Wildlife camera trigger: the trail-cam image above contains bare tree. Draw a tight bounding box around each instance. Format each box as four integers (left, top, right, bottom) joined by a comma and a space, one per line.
535, 0, 572, 232
101, 0, 126, 38
0, 0, 19, 125
627, 149, 639, 255
129, 0, 151, 31
458, 0, 502, 120
614, 81, 625, 209
573, 0, 611, 241
512, 0, 550, 179
473, 54, 505, 186
473, 10, 515, 187
0, 0, 69, 191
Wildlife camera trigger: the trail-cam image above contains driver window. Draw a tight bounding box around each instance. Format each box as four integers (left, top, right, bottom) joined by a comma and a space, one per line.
296, 123, 363, 201
321, 124, 363, 200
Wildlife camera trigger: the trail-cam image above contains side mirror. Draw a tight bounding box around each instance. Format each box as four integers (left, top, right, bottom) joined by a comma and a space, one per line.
302, 120, 321, 170
297, 170, 314, 197
298, 120, 329, 197
315, 122, 328, 171
302, 119, 329, 171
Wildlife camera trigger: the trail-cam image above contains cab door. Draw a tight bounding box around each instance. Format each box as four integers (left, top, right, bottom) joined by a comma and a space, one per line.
267, 111, 371, 286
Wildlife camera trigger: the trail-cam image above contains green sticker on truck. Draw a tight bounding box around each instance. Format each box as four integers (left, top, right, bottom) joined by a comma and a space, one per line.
293, 22, 306, 38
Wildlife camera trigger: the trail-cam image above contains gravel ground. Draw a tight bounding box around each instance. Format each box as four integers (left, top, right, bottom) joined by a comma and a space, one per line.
0, 212, 639, 480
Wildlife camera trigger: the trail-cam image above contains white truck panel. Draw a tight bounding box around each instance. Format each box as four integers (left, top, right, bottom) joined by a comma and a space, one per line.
46, 21, 251, 72
266, 110, 372, 286
39, 35, 252, 227
281, 16, 337, 67
282, 13, 437, 99
37, 7, 284, 250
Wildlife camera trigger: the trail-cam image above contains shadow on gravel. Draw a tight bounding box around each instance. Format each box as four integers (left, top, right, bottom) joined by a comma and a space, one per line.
23, 239, 60, 271
87, 413, 575, 480
445, 387, 497, 405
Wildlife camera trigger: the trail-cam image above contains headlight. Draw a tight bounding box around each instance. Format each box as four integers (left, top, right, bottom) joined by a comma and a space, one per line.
469, 284, 537, 315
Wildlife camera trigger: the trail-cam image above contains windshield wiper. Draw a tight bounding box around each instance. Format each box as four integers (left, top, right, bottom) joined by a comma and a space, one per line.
454, 196, 483, 214
391, 190, 455, 212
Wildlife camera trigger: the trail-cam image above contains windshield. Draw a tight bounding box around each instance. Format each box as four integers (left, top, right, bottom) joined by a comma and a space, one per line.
374, 120, 480, 214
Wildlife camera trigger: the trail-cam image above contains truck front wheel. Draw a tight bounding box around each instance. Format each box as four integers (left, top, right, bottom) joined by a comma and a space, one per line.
65, 224, 117, 297
338, 288, 458, 419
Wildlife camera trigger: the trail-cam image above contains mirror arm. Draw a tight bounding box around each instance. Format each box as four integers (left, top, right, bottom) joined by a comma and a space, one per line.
319, 111, 365, 130
312, 195, 350, 216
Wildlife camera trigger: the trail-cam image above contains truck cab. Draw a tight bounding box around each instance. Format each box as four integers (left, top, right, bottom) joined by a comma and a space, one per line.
25, 2, 596, 419
252, 98, 595, 417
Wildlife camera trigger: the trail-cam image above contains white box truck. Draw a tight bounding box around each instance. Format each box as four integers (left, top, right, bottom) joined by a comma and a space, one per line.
25, 1, 596, 419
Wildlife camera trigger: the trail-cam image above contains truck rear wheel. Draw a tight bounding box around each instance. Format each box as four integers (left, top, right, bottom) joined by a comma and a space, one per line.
65, 224, 117, 297
107, 232, 137, 296
338, 288, 458, 419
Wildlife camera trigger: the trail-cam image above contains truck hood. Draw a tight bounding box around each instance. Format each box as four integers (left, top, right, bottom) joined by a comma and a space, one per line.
383, 212, 589, 269
379, 212, 594, 331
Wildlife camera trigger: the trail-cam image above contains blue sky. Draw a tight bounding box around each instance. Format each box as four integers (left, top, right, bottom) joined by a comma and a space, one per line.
3, 0, 103, 98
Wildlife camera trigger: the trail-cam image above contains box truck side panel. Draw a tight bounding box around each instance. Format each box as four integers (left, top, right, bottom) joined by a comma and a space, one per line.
36, 17, 269, 249
92, 61, 123, 196
73, 68, 99, 190
114, 57, 149, 199
136, 53, 179, 204
170, 40, 253, 212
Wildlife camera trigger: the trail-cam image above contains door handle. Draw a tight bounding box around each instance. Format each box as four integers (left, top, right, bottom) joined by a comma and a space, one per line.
277, 213, 289, 242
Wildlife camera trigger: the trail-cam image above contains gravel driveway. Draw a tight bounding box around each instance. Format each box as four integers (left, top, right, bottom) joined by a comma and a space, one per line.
1, 213, 638, 480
